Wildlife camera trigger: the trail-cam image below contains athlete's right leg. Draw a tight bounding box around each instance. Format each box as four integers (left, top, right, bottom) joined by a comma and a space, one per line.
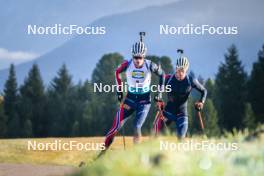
133, 103, 151, 143
104, 103, 134, 149
175, 115, 188, 138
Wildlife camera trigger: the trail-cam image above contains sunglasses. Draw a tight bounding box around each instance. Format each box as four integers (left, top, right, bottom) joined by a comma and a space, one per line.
133, 56, 143, 60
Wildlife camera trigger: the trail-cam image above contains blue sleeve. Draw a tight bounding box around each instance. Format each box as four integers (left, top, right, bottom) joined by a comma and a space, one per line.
191, 77, 207, 103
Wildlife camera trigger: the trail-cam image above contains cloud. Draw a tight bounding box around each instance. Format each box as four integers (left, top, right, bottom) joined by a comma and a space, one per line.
0, 48, 38, 61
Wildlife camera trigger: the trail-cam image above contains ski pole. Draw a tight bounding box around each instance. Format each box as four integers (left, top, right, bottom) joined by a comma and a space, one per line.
153, 109, 161, 135
155, 100, 168, 133
197, 109, 204, 131
122, 126, 126, 150
119, 102, 126, 150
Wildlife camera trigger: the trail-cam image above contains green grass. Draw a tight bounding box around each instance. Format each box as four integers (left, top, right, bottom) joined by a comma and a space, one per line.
0, 132, 264, 176
75, 133, 264, 176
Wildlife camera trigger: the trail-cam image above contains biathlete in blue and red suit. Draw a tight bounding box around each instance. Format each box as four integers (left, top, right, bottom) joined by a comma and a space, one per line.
153, 54, 207, 138
103, 41, 165, 149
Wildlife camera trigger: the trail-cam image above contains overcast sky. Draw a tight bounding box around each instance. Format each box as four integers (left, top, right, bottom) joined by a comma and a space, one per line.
0, 0, 180, 69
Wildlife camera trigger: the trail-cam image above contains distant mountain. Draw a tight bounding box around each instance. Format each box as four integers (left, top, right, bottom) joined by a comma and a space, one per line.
0, 0, 263, 90
0, 0, 177, 54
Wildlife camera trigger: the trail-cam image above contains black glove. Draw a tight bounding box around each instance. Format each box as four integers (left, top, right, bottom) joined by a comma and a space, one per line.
117, 92, 123, 102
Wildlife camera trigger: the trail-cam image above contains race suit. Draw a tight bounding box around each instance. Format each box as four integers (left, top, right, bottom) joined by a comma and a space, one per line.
104, 59, 165, 148
153, 74, 207, 138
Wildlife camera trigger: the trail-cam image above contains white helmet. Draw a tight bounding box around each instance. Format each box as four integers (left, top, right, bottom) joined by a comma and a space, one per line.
176, 56, 189, 70
131, 41, 147, 57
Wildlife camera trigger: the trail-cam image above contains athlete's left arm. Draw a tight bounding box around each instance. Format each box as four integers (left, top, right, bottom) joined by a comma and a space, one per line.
192, 78, 207, 103
150, 62, 165, 98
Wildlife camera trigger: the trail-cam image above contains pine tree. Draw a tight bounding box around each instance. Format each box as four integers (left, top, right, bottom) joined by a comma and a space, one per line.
203, 79, 220, 136
71, 121, 80, 136
50, 64, 73, 95
23, 119, 33, 137
4, 64, 20, 137
19, 64, 46, 137
215, 45, 247, 131
203, 99, 220, 136
0, 97, 7, 137
248, 44, 264, 123
67, 80, 94, 136
47, 64, 74, 136
78, 80, 94, 136
205, 78, 215, 100
242, 103, 255, 130
159, 56, 174, 74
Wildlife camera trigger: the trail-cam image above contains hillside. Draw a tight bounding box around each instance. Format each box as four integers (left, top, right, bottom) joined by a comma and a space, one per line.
0, 0, 263, 90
